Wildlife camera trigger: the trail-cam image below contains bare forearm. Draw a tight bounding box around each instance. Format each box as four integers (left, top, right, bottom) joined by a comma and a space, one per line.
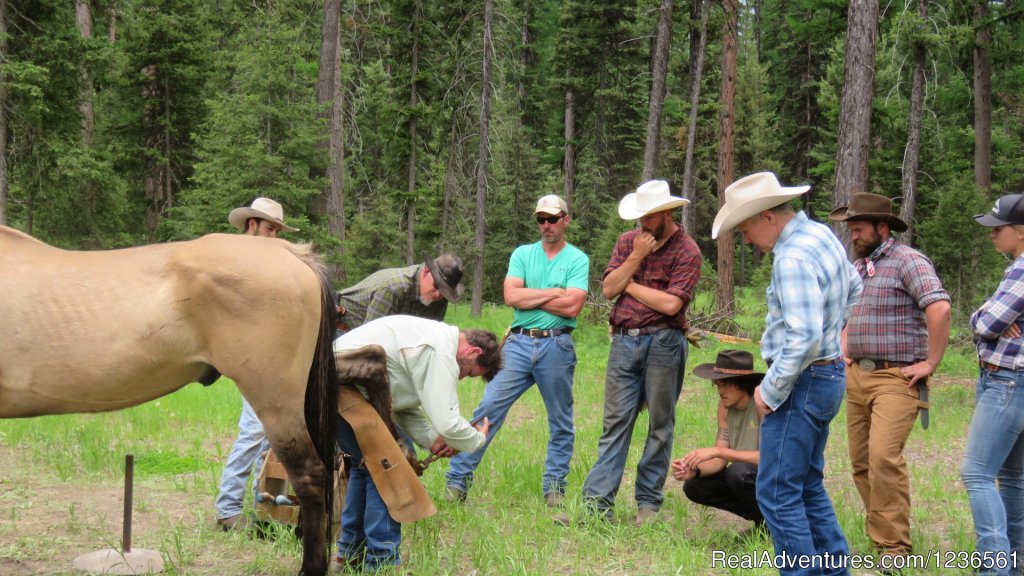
624, 282, 684, 316
505, 286, 563, 310
602, 258, 642, 299
924, 300, 952, 368
716, 447, 759, 466
539, 292, 586, 318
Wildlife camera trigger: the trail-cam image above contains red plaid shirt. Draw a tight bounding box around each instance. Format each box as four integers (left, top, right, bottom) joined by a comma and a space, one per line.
845, 240, 949, 363
604, 227, 702, 330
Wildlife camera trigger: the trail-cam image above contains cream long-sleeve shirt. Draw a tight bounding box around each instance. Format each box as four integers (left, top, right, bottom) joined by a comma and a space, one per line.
333, 315, 485, 453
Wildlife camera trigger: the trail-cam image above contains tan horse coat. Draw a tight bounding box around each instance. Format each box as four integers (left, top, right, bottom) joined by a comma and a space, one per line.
0, 225, 338, 576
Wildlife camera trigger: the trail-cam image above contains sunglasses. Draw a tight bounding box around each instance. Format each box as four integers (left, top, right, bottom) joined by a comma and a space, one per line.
536, 215, 563, 225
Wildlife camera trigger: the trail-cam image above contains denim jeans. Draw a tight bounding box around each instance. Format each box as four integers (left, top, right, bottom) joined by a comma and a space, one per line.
757, 361, 850, 576
582, 328, 686, 513
446, 332, 576, 496
334, 416, 402, 569
215, 398, 269, 520
961, 367, 1024, 576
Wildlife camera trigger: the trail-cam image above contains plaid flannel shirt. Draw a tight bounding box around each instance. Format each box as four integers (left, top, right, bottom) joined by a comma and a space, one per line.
760, 211, 863, 410
336, 264, 448, 329
971, 253, 1024, 370
604, 227, 702, 330
846, 241, 949, 363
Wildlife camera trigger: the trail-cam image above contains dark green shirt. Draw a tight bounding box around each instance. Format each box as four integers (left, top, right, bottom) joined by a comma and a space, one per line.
336, 264, 447, 329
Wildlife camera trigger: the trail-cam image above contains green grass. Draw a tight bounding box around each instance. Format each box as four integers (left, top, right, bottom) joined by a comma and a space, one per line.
0, 301, 987, 575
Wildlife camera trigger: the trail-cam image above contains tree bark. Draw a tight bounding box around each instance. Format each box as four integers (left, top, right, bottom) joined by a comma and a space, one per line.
75, 0, 95, 144
471, 0, 494, 316
973, 0, 992, 192
319, 0, 344, 283
405, 4, 420, 265
641, 0, 673, 181
716, 0, 738, 315
681, 0, 709, 234
833, 0, 879, 245
563, 88, 576, 209
900, 0, 927, 242
107, 0, 116, 43
0, 0, 7, 226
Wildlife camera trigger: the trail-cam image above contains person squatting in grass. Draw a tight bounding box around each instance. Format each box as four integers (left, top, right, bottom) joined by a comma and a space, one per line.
963, 193, 1024, 576
672, 349, 765, 534
830, 192, 951, 567
712, 172, 862, 576
444, 194, 589, 508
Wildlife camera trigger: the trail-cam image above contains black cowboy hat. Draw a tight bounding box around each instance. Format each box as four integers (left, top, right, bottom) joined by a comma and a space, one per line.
692, 350, 765, 383
424, 253, 465, 303
828, 192, 908, 233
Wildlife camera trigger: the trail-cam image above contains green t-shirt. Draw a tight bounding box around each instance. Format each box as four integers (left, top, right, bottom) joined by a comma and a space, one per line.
726, 400, 760, 452
508, 241, 590, 330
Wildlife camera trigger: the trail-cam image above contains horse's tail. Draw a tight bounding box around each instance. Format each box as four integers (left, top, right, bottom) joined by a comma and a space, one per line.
304, 269, 339, 551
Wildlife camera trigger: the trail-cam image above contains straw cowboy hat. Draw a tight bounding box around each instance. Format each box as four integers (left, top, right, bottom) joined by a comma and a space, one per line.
828, 192, 908, 232
692, 350, 765, 383
228, 197, 299, 233
424, 253, 465, 302
618, 180, 689, 220
711, 172, 810, 239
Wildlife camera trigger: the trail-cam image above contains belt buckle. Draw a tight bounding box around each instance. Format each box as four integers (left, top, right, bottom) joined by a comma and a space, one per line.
858, 359, 876, 372
627, 328, 640, 337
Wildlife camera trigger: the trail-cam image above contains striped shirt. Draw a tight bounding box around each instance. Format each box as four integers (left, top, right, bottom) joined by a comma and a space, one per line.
336, 264, 447, 329
846, 240, 949, 362
760, 211, 863, 410
971, 254, 1024, 370
604, 227, 702, 330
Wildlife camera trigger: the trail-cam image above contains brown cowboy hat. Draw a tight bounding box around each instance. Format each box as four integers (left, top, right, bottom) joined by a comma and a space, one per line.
829, 192, 908, 233
424, 253, 465, 303
692, 350, 765, 383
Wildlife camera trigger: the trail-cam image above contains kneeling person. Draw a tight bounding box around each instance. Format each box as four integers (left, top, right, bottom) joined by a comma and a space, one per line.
332, 316, 500, 571
672, 350, 764, 530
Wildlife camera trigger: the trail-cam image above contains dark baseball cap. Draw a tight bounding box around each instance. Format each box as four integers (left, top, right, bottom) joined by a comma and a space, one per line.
975, 194, 1024, 227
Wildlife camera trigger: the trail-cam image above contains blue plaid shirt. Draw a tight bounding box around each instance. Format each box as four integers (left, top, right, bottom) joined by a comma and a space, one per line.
760, 211, 863, 410
971, 254, 1024, 370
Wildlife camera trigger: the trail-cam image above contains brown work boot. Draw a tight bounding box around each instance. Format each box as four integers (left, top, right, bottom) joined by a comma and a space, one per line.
634, 507, 657, 527
544, 491, 564, 508
217, 514, 251, 532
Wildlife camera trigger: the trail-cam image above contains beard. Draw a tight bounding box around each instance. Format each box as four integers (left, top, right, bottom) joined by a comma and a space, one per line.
853, 237, 881, 259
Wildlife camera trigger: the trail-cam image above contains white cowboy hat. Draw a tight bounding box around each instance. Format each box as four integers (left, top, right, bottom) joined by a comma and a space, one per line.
228, 197, 299, 233
618, 180, 689, 220
711, 172, 810, 239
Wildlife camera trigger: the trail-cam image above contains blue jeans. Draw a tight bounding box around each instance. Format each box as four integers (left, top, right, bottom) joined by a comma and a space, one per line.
334, 416, 402, 569
757, 361, 849, 576
215, 398, 269, 520
446, 332, 577, 496
961, 367, 1024, 576
582, 328, 686, 512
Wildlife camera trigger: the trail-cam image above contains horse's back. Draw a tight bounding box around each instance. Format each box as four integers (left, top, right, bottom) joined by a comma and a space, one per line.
0, 229, 322, 417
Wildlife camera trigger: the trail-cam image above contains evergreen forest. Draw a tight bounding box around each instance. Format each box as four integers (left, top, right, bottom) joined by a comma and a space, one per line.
3, 0, 1023, 319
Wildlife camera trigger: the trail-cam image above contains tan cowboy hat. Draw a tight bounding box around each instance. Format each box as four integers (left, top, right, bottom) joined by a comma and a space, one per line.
829, 192, 908, 232
711, 172, 810, 239
424, 253, 465, 302
228, 197, 299, 233
692, 350, 765, 383
618, 180, 689, 220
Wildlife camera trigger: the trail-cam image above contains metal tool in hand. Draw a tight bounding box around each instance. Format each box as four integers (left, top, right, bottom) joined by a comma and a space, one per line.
418, 415, 486, 470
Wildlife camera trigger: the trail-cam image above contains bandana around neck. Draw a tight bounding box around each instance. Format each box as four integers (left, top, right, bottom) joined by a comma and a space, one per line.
861, 236, 895, 278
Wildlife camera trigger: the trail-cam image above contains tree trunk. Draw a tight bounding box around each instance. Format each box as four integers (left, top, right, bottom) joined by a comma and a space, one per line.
681, 0, 709, 234
716, 0, 738, 316
107, 0, 116, 43
563, 88, 576, 209
641, 0, 673, 181
75, 0, 95, 144
900, 0, 927, 242
0, 0, 7, 226
973, 0, 992, 192
319, 0, 344, 283
833, 0, 879, 245
405, 4, 420, 266
471, 0, 494, 316
441, 112, 459, 251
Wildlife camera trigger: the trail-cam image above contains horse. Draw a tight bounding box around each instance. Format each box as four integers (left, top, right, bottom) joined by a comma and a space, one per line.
0, 225, 338, 576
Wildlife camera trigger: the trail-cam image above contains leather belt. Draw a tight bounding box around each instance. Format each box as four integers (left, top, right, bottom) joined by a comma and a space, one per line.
980, 360, 1013, 372
856, 359, 911, 372
511, 327, 573, 338
613, 325, 673, 337
765, 357, 840, 369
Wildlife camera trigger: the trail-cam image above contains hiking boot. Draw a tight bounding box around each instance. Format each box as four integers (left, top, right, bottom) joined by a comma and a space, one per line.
544, 491, 564, 508
443, 485, 467, 503
217, 514, 251, 532
634, 507, 658, 527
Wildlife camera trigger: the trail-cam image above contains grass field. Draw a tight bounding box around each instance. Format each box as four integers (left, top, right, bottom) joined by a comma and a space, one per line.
0, 303, 986, 575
